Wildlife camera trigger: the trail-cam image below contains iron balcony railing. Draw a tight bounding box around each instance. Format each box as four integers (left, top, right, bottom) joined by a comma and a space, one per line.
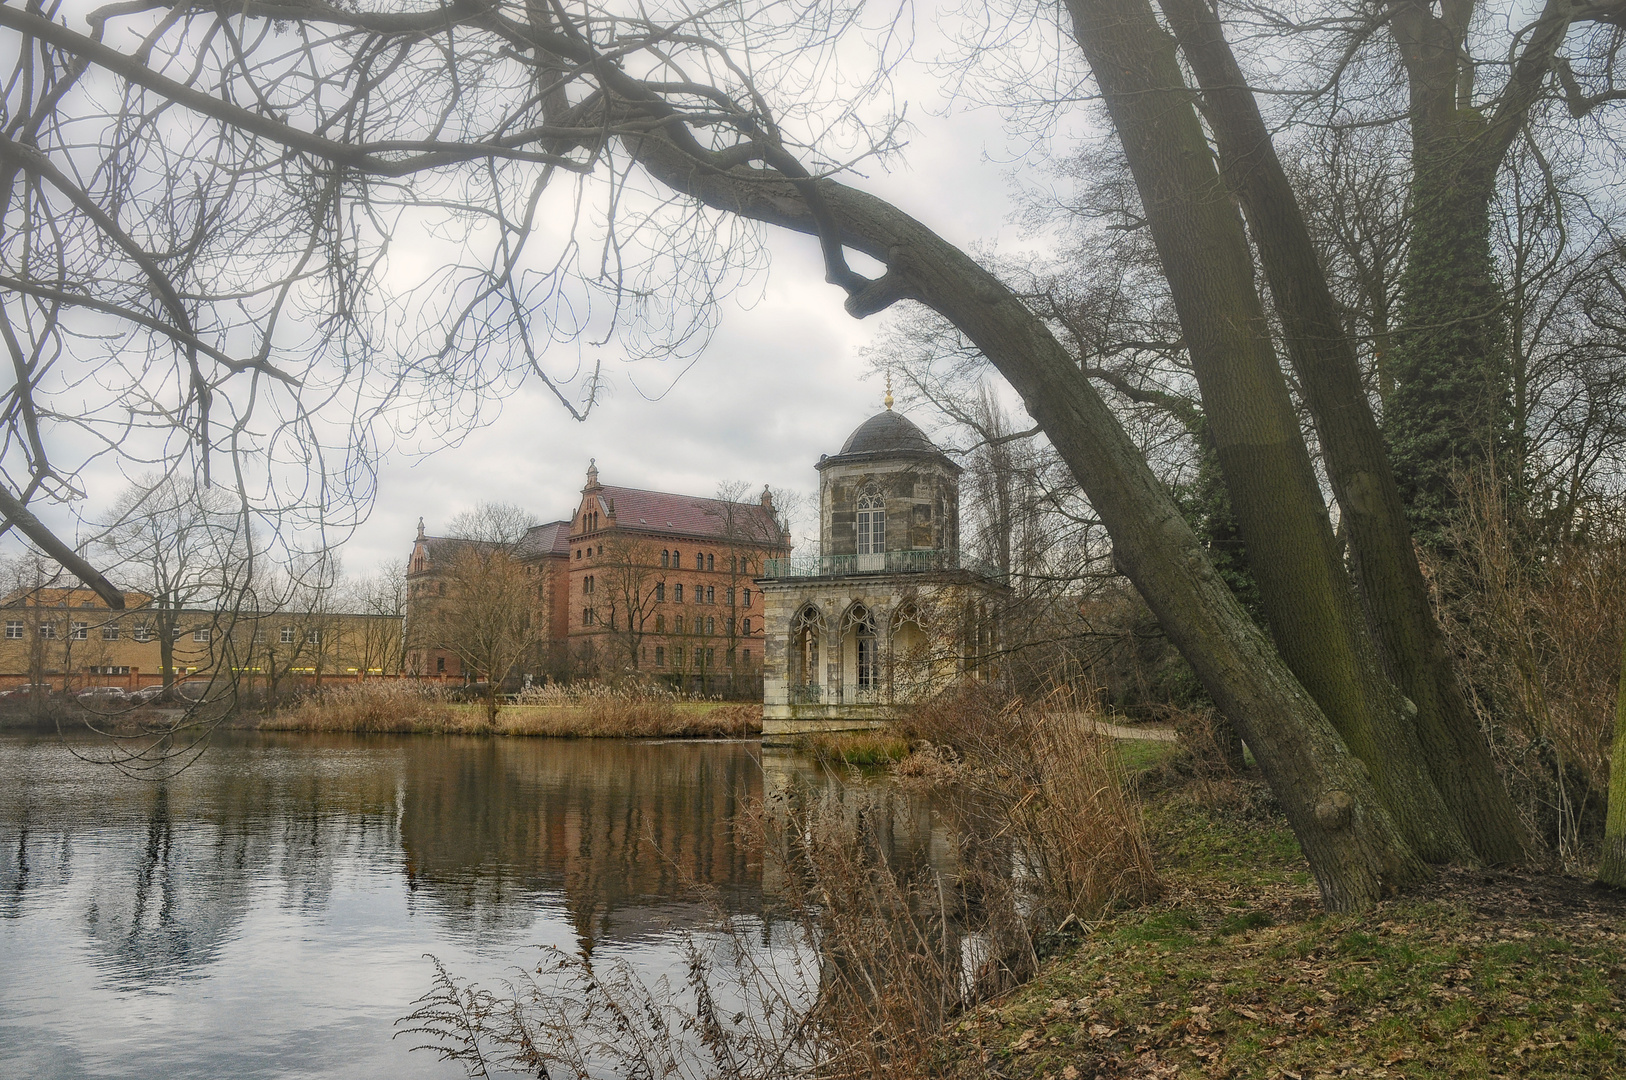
761, 549, 1002, 581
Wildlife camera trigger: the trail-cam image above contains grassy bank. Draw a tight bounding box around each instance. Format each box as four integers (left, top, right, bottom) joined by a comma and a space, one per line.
259, 684, 760, 738
942, 776, 1626, 1079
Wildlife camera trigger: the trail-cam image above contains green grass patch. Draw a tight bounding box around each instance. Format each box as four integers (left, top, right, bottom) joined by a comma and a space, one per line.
941, 781, 1626, 1079
1115, 737, 1183, 774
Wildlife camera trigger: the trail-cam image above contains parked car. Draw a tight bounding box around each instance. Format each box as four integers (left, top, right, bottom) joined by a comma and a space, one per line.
76, 686, 129, 703
127, 686, 165, 705
0, 684, 52, 700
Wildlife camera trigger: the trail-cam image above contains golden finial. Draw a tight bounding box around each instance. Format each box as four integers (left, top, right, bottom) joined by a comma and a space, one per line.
884, 371, 894, 411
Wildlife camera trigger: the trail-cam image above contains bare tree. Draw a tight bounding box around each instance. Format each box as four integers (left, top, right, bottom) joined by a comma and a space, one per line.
429, 503, 539, 722
589, 531, 661, 673
96, 476, 250, 691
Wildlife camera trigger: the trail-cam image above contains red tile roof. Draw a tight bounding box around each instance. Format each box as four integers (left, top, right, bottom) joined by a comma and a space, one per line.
585, 486, 783, 545
519, 520, 572, 557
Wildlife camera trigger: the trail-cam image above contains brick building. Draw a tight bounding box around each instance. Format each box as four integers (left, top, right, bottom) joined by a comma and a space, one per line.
405, 463, 789, 691
0, 587, 403, 693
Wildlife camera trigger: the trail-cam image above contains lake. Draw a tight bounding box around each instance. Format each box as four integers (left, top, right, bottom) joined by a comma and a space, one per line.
0, 731, 942, 1079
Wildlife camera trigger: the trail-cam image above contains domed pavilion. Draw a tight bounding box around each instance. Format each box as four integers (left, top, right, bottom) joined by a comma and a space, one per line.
758, 399, 1006, 739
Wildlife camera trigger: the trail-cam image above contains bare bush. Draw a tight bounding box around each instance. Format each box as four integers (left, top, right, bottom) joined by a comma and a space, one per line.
1428, 472, 1626, 860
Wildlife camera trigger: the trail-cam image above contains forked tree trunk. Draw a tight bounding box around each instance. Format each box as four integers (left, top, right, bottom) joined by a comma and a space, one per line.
1155, 0, 1527, 864
1057, 0, 1469, 862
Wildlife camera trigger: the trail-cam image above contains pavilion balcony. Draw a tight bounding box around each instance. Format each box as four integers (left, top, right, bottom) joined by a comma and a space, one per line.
760, 549, 1002, 581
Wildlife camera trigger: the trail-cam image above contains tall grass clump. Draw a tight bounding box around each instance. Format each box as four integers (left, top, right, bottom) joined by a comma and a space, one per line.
904, 685, 1162, 927
261, 681, 467, 733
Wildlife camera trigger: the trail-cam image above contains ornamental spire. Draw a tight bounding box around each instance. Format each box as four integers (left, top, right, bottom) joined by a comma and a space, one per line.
884, 370, 894, 411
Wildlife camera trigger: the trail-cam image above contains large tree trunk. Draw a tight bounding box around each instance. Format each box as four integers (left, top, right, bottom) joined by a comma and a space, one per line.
1057, 0, 1469, 862
1156, 0, 1527, 864
1599, 630, 1626, 888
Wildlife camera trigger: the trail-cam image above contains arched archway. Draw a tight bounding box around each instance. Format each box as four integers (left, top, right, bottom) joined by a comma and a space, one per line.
789, 605, 825, 703
888, 601, 930, 703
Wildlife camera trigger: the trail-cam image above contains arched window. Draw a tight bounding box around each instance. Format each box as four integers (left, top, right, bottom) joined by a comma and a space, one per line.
706, 554, 714, 571
661, 550, 670, 568
742, 617, 752, 636
843, 604, 879, 692
856, 489, 885, 555
790, 606, 824, 696
695, 552, 704, 570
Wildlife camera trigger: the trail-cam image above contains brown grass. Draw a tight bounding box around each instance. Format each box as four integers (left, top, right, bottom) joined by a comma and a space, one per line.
904, 686, 1162, 926
261, 682, 760, 738
259, 681, 470, 734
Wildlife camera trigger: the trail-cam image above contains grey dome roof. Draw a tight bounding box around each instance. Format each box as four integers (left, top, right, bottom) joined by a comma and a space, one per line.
839, 411, 939, 456
818, 410, 960, 472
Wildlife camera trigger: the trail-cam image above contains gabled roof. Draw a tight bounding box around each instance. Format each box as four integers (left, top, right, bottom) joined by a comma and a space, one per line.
517, 520, 572, 558
584, 485, 783, 545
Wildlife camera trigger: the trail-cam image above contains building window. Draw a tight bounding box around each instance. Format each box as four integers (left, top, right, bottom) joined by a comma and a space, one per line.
39, 623, 56, 639
193, 627, 211, 643
103, 625, 120, 640
695, 552, 704, 570
576, 549, 581, 559
655, 582, 665, 602
743, 617, 752, 636
675, 584, 684, 603
661, 550, 670, 568
4, 621, 20, 639
437, 656, 446, 673
655, 614, 665, 632
281, 626, 295, 644
582, 607, 592, 626
706, 616, 715, 635
705, 586, 715, 604
744, 588, 752, 608
307, 629, 321, 645
584, 575, 595, 594
172, 625, 184, 640
726, 587, 735, 606
726, 649, 735, 668
857, 489, 886, 555
69, 621, 88, 640
655, 646, 665, 667
133, 624, 152, 642
672, 550, 680, 566
705, 647, 714, 665
743, 648, 751, 666
706, 554, 714, 571
675, 615, 684, 634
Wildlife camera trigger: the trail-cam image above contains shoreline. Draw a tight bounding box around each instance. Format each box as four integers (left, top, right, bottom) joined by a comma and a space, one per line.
258, 699, 762, 739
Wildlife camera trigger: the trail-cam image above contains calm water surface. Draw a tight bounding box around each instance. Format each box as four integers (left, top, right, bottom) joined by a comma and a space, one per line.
0, 731, 913, 1079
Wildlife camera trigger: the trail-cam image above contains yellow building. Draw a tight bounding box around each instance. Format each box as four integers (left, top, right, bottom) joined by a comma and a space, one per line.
0, 587, 403, 693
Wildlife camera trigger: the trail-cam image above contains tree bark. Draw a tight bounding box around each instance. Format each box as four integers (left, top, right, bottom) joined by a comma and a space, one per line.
1057, 0, 1469, 862
1156, 0, 1527, 864
1599, 629, 1626, 888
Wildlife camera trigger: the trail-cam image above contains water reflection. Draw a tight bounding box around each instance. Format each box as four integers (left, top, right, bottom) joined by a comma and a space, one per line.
0, 732, 952, 1079
399, 738, 764, 951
